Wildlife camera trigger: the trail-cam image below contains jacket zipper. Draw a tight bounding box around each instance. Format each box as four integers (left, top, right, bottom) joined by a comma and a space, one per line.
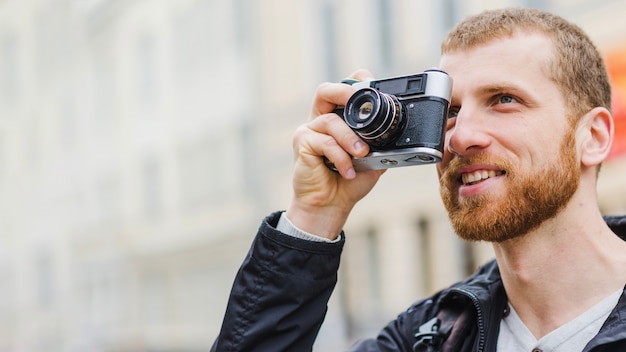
449, 287, 486, 352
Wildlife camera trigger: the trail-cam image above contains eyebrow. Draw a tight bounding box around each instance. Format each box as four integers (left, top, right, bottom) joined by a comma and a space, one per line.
477, 84, 524, 95
455, 83, 525, 98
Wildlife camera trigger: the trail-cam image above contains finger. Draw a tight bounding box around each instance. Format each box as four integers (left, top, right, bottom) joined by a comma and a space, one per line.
307, 113, 369, 158
311, 82, 356, 118
348, 69, 375, 82
310, 69, 376, 118
293, 124, 357, 179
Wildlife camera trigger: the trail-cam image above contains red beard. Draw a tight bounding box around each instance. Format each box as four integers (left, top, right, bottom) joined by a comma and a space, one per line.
439, 129, 580, 242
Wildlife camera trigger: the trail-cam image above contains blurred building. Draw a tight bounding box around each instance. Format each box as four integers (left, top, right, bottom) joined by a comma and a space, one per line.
0, 0, 624, 351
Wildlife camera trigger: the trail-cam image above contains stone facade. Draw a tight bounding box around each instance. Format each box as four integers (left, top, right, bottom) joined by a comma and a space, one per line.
0, 0, 624, 350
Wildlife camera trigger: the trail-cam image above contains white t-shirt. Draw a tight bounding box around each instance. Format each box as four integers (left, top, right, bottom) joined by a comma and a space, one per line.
497, 289, 622, 352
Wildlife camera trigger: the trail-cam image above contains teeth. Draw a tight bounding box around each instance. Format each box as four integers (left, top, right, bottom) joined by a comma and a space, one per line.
462, 170, 503, 185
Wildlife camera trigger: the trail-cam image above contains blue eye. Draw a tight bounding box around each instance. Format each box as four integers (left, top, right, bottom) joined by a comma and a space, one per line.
448, 107, 459, 119
497, 95, 515, 104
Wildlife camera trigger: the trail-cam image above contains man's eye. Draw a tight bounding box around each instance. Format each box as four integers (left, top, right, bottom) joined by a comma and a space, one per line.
497, 95, 516, 104
448, 107, 459, 119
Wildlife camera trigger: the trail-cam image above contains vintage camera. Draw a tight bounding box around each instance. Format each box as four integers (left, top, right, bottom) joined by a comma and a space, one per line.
332, 69, 452, 171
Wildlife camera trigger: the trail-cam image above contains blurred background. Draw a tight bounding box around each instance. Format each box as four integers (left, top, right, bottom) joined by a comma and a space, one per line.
0, 0, 625, 351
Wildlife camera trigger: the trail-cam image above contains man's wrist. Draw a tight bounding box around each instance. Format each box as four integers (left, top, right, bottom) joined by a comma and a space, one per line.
276, 212, 342, 243
284, 204, 349, 241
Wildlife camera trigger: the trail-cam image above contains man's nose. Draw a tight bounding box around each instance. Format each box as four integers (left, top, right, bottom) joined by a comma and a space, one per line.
446, 107, 491, 156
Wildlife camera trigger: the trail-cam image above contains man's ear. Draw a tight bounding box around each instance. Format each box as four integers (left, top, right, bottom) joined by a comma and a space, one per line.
579, 107, 614, 167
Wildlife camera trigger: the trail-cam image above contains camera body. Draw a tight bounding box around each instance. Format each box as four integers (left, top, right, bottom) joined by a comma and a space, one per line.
335, 69, 452, 171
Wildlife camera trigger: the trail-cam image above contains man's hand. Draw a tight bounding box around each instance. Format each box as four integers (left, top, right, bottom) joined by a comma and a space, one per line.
285, 70, 386, 240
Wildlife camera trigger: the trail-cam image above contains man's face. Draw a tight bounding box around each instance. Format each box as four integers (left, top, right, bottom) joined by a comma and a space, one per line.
437, 33, 580, 242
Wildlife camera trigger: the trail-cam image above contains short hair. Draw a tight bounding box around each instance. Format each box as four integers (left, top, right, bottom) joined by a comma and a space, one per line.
441, 7, 612, 122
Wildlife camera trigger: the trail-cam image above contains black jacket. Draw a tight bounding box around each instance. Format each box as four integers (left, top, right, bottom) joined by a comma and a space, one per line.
212, 212, 626, 352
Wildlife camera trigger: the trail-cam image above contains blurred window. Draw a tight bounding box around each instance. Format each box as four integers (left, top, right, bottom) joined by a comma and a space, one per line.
142, 157, 161, 217
417, 216, 434, 292
179, 139, 214, 209
321, 2, 338, 81
136, 33, 158, 110
97, 174, 121, 227
0, 33, 17, 107
36, 250, 55, 309
376, 0, 393, 70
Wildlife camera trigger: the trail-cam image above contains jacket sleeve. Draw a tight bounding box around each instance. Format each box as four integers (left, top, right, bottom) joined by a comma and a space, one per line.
211, 211, 345, 352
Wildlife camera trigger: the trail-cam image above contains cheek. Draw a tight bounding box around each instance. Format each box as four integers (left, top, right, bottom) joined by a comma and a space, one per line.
440, 132, 454, 160
521, 128, 577, 171
437, 148, 455, 177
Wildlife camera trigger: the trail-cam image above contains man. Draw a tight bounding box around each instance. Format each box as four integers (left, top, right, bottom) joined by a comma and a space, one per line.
212, 7, 626, 352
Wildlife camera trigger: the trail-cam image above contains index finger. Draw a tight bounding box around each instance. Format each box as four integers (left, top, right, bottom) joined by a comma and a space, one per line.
310, 69, 376, 118
310, 83, 353, 118
349, 69, 375, 82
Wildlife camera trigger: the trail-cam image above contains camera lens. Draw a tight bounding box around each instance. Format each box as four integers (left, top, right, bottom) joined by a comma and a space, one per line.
357, 102, 374, 120
344, 88, 404, 147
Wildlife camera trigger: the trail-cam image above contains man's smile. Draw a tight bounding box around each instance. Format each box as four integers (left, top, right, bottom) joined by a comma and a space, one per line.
461, 169, 506, 186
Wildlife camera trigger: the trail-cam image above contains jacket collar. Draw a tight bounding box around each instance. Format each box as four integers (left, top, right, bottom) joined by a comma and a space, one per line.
583, 286, 626, 351
443, 214, 626, 351
604, 214, 626, 241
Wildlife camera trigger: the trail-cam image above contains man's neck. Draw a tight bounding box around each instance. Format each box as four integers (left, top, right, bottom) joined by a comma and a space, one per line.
492, 199, 626, 339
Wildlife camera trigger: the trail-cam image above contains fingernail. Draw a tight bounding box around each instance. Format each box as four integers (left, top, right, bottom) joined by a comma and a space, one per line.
345, 168, 356, 179
354, 140, 366, 152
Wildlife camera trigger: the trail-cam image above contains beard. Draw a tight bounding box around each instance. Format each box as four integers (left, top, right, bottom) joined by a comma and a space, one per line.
439, 128, 580, 243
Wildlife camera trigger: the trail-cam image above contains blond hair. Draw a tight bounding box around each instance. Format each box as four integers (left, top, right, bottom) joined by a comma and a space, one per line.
441, 7, 612, 121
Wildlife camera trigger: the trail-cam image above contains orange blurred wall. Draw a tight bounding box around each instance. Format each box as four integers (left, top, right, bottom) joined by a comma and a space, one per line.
606, 47, 626, 159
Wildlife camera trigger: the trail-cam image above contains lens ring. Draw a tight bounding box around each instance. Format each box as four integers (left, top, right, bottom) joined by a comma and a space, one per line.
364, 93, 397, 139
344, 89, 381, 132
343, 88, 404, 147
